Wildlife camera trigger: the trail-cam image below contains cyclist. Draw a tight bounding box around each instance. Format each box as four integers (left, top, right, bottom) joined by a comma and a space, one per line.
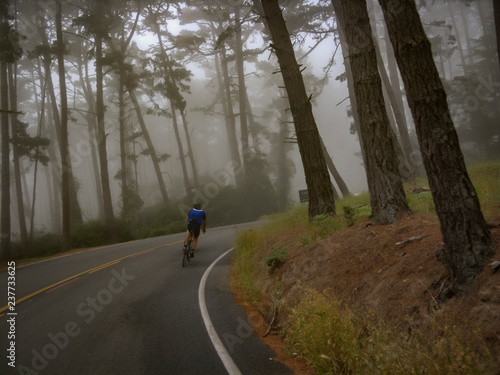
184, 203, 206, 257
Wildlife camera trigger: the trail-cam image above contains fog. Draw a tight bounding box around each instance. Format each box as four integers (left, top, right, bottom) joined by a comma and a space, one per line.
2, 0, 498, 244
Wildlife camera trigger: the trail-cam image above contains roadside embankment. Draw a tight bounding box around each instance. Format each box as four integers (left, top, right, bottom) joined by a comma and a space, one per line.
231, 162, 500, 374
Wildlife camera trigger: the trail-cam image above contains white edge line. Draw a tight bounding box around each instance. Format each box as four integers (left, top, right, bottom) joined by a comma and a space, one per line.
198, 247, 243, 375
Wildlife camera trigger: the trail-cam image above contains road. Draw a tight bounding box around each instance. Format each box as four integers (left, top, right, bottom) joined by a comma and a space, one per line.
0, 223, 292, 375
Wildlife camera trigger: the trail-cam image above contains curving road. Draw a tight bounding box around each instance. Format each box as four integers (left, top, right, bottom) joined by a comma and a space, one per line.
0, 223, 292, 375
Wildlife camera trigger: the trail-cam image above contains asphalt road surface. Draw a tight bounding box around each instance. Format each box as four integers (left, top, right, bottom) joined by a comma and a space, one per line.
0, 223, 293, 375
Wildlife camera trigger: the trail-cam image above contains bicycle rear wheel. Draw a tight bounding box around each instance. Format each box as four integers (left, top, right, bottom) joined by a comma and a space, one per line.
182, 243, 191, 267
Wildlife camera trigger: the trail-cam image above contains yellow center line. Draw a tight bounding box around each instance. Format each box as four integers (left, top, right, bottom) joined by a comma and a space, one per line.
0, 239, 184, 314
88, 260, 122, 274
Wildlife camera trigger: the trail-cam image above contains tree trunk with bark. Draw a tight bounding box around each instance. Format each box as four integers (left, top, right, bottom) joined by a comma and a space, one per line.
8, 63, 28, 253
1, 58, 10, 260
379, 0, 495, 292
245, 92, 262, 155
234, 5, 250, 167
446, 0, 469, 76
331, 0, 366, 168
277, 111, 291, 212
0, 2, 11, 259
170, 100, 191, 197
76, 47, 104, 218
367, 4, 416, 178
55, 0, 71, 252
127, 88, 169, 206
319, 137, 350, 198
382, 21, 420, 175
118, 61, 129, 216
494, 0, 500, 70
95, 23, 116, 242
339, 0, 410, 225
116, 9, 140, 218
261, 0, 335, 218
220, 47, 244, 185
39, 23, 82, 226
179, 108, 199, 187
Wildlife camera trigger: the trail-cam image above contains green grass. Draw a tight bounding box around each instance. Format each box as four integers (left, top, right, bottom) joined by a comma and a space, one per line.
406, 190, 435, 214
468, 161, 500, 220
232, 228, 263, 304
403, 160, 500, 218
265, 243, 288, 267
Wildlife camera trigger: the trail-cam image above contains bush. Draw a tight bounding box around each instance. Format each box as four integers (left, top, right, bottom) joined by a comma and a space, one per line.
71, 220, 109, 249
14, 232, 62, 259
265, 243, 288, 267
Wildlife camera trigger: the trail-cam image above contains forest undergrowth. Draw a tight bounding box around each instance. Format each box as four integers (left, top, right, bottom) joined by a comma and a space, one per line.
232, 161, 500, 374
7, 168, 279, 262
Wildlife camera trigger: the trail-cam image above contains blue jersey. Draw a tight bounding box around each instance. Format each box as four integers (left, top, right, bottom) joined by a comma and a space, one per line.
188, 208, 206, 225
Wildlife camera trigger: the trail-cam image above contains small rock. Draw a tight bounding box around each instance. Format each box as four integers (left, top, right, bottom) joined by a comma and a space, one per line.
489, 261, 500, 270
486, 221, 499, 228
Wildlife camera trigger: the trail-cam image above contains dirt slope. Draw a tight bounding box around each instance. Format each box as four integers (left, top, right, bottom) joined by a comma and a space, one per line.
232, 214, 500, 374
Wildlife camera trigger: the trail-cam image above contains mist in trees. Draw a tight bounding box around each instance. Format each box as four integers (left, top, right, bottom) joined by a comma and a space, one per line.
0, 0, 498, 290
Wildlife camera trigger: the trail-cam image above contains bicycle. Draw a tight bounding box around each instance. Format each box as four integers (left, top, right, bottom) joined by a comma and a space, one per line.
182, 230, 194, 267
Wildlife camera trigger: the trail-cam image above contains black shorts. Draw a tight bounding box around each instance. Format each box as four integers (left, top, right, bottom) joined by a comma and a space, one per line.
187, 221, 201, 238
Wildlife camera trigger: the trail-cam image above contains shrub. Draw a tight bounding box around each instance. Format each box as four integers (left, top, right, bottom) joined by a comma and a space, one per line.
343, 206, 356, 227
71, 220, 109, 249
16, 232, 62, 259
265, 243, 288, 267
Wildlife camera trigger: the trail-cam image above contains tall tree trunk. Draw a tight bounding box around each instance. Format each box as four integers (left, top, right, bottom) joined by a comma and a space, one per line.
1, 58, 10, 260
331, 0, 366, 168
95, 25, 116, 242
319, 137, 350, 198
458, 0, 474, 67
215, 50, 242, 185
494, 0, 500, 70
179, 109, 199, 187
245, 92, 262, 155
8, 63, 28, 253
166, 66, 198, 190
127, 88, 169, 206
40, 25, 82, 226
151, 21, 194, 196
44, 93, 62, 233
115, 10, 140, 218
220, 47, 244, 184
29, 67, 47, 241
260, 0, 335, 218
339, 0, 410, 224
378, 66, 412, 181
379, 0, 495, 293
235, 5, 250, 167
367, 2, 416, 179
277, 111, 291, 211
447, 0, 469, 76
56, 0, 71, 251
170, 100, 191, 197
21, 167, 30, 217
78, 50, 104, 218
382, 20, 420, 175
29, 150, 40, 241
118, 63, 129, 216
